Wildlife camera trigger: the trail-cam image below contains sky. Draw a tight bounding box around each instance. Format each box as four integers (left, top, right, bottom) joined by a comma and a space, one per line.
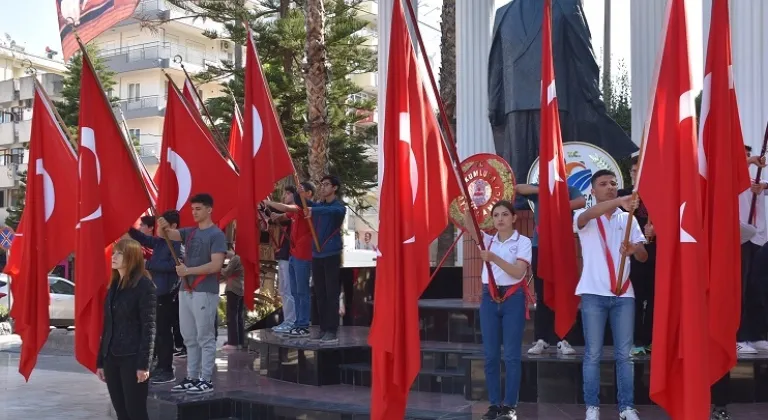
0, 0, 703, 91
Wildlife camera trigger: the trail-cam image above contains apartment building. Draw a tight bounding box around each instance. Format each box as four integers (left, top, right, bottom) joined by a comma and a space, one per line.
93, 0, 239, 175
0, 45, 66, 223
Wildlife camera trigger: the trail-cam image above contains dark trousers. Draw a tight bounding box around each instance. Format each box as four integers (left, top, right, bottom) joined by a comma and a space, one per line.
738, 242, 763, 342
104, 354, 149, 420
312, 254, 342, 334
631, 242, 656, 347
226, 291, 245, 346
532, 247, 575, 344
155, 294, 175, 371
171, 294, 184, 349
711, 372, 730, 408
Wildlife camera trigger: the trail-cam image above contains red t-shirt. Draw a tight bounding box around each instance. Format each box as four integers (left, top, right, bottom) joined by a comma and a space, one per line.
287, 212, 313, 261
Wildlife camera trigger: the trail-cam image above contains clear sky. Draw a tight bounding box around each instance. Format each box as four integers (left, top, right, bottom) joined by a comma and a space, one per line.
0, 0, 703, 92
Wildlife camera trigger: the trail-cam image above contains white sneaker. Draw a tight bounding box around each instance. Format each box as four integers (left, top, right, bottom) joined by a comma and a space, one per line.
557, 340, 576, 355
619, 408, 640, 420
527, 339, 549, 355
585, 406, 600, 420
748, 340, 768, 352
737, 342, 758, 354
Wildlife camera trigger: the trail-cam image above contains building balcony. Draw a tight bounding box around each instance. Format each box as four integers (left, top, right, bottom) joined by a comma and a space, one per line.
116, 95, 167, 119
99, 41, 211, 73
0, 120, 31, 146
0, 161, 27, 189
0, 123, 14, 146
0, 79, 19, 104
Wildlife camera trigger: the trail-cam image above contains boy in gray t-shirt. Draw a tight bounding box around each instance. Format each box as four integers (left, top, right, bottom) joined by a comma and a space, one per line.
157, 193, 227, 395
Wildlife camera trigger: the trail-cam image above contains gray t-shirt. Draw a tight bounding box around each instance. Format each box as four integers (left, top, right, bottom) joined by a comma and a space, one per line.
179, 225, 228, 294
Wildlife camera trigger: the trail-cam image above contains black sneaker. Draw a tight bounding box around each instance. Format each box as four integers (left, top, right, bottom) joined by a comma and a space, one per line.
320, 331, 339, 344
481, 405, 502, 420
150, 369, 176, 385
174, 348, 187, 358
287, 327, 310, 337
711, 408, 731, 420
187, 379, 214, 395
498, 406, 517, 420
309, 329, 325, 340
171, 377, 197, 393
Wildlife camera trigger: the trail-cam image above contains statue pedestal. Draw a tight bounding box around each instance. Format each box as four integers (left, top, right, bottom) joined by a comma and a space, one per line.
462, 210, 535, 303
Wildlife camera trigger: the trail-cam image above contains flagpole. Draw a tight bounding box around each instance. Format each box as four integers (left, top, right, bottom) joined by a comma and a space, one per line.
616, 136, 648, 293
75, 36, 179, 266
748, 123, 768, 225
428, 231, 464, 283
174, 60, 231, 159
113, 101, 159, 199
163, 71, 240, 173
399, 0, 500, 297
242, 23, 322, 252
30, 77, 79, 153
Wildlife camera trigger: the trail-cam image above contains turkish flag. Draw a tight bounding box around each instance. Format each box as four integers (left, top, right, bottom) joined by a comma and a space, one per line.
536, 0, 580, 339
8, 85, 77, 380
637, 0, 711, 417
698, 0, 751, 384
182, 78, 218, 149
239, 28, 295, 309
217, 106, 244, 230
155, 83, 238, 228
368, 1, 460, 418
75, 48, 152, 372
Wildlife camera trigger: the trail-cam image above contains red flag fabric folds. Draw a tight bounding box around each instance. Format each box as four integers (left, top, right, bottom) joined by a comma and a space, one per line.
536, 0, 580, 339
10, 85, 77, 380
75, 49, 152, 372
155, 84, 238, 228
238, 29, 295, 309
698, 0, 751, 384
637, 0, 710, 417
368, 1, 460, 418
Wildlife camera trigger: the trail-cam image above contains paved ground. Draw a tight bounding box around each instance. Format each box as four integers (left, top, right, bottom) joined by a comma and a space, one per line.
0, 333, 111, 420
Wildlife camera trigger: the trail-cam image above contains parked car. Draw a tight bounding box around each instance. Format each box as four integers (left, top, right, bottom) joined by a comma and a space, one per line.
0, 274, 75, 327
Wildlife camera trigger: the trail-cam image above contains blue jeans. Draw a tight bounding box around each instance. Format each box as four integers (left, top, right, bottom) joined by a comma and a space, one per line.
479, 284, 526, 407
289, 256, 312, 328
581, 294, 635, 411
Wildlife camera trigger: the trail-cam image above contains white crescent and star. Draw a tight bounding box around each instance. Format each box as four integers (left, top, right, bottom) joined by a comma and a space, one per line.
542, 79, 563, 194
167, 148, 192, 211
78, 127, 102, 225
251, 105, 263, 157
399, 112, 418, 245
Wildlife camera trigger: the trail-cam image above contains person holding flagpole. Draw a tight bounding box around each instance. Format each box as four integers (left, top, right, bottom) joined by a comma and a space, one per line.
464, 202, 531, 420
574, 170, 646, 420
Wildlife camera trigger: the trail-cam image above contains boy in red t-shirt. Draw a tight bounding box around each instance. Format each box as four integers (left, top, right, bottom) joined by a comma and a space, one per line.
264, 181, 316, 337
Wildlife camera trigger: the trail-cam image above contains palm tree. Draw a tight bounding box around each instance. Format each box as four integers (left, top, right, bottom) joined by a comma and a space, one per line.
435, 0, 457, 265
303, 0, 330, 182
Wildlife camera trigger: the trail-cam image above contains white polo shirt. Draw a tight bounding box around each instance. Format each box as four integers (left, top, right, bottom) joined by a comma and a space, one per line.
480, 231, 533, 286
573, 208, 646, 298
738, 177, 768, 246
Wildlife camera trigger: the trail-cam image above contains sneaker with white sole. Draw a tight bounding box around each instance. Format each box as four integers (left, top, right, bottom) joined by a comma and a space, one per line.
557, 340, 576, 355
737, 342, 758, 354
619, 408, 640, 420
186, 379, 214, 395
272, 322, 293, 333
171, 377, 197, 393
585, 406, 600, 420
527, 339, 549, 355
748, 340, 768, 352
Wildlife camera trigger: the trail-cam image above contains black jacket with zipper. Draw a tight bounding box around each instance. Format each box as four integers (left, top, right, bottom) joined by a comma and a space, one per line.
97, 276, 157, 370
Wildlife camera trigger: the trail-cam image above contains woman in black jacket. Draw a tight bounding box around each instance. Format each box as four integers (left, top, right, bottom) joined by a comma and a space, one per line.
97, 238, 157, 420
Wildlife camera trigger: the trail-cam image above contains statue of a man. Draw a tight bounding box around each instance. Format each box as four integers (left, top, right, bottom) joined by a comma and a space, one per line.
488, 0, 637, 177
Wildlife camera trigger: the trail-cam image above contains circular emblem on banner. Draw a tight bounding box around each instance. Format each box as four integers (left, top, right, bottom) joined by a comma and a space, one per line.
449, 154, 516, 232
527, 142, 624, 208
0, 226, 15, 251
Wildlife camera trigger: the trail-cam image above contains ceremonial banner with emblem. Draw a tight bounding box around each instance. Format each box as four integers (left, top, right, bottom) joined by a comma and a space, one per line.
57, 0, 140, 61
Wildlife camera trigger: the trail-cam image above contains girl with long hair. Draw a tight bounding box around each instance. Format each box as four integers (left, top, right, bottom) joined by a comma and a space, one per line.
465, 201, 533, 420
97, 238, 157, 420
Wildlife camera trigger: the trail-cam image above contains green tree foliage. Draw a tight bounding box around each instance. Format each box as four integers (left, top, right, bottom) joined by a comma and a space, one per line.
4, 170, 25, 230
165, 0, 378, 205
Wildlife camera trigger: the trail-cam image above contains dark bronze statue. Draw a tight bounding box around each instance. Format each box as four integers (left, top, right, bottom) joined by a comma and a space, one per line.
488, 0, 637, 177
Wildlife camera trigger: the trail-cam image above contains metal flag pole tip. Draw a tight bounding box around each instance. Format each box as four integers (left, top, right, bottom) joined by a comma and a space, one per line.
173, 55, 183, 65
22, 59, 37, 76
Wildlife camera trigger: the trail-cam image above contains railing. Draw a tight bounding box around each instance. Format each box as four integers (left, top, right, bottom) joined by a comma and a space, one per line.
118, 95, 166, 111
135, 0, 167, 14
98, 42, 208, 67
136, 142, 160, 158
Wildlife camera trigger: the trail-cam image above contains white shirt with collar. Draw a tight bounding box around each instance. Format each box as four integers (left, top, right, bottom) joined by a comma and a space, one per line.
573, 208, 646, 298
738, 174, 768, 246
481, 231, 533, 286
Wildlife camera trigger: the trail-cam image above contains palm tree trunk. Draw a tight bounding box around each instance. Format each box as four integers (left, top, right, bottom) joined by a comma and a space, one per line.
303, 0, 330, 183
435, 0, 458, 266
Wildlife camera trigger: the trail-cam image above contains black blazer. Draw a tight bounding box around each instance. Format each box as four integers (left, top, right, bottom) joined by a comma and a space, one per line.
97, 276, 157, 371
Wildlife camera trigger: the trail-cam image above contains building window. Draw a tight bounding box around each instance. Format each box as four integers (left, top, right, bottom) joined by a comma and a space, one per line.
128, 83, 141, 101
0, 148, 25, 166
128, 128, 141, 141
0, 190, 5, 208
8, 189, 18, 208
